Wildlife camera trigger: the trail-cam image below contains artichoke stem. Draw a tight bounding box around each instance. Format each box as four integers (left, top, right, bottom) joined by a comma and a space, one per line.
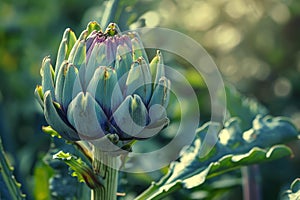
92, 148, 119, 200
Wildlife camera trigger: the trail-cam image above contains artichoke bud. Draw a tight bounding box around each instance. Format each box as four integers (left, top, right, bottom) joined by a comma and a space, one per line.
36, 21, 171, 146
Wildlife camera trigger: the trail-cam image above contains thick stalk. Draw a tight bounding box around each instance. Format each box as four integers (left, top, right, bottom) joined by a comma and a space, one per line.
92, 148, 119, 200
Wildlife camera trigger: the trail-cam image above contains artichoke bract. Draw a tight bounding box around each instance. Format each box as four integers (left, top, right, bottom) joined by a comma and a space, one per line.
35, 22, 170, 148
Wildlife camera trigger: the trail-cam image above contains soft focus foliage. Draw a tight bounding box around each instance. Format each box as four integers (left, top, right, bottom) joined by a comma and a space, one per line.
135, 85, 299, 200
1, 0, 300, 199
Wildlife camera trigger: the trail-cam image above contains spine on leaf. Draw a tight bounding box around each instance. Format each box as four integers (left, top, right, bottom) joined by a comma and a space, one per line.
0, 137, 26, 200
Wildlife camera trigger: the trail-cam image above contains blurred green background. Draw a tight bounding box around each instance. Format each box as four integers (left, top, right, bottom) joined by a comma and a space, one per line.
1, 0, 300, 199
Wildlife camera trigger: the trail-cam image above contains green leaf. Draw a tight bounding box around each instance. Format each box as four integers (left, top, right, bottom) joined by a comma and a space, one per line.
225, 85, 268, 130
42, 126, 62, 138
281, 178, 300, 200
43, 138, 91, 200
135, 115, 299, 200
53, 150, 103, 189
0, 137, 26, 200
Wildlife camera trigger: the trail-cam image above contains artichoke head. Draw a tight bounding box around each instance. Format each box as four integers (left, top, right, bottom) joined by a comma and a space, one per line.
35, 22, 170, 149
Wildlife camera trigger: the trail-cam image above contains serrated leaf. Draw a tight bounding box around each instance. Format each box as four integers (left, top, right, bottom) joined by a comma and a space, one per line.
53, 150, 103, 189
0, 137, 26, 199
135, 115, 299, 200
43, 138, 92, 200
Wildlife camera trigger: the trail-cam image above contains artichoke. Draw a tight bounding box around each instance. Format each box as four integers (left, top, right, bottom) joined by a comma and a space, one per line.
35, 22, 170, 149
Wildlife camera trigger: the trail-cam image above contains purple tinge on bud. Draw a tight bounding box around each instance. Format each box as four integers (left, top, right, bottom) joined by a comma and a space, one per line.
36, 21, 171, 148
86, 31, 106, 61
